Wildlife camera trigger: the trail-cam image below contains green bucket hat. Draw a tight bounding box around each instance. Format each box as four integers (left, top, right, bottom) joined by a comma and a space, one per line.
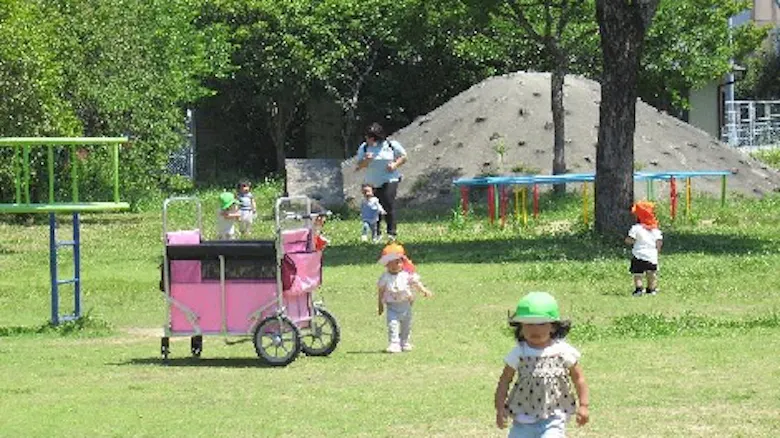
219, 191, 238, 210
511, 292, 560, 324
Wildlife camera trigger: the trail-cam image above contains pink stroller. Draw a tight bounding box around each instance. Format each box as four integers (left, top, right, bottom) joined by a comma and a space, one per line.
160, 196, 339, 366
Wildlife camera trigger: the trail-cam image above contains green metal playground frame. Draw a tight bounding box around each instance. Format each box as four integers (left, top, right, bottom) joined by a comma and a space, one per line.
0, 137, 129, 213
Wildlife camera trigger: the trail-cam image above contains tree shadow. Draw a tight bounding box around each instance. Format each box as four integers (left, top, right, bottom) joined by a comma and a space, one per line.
114, 357, 278, 369
323, 230, 776, 266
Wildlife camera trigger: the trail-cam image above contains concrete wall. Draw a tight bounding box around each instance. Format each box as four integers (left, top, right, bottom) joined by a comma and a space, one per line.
285, 159, 345, 207
688, 81, 721, 139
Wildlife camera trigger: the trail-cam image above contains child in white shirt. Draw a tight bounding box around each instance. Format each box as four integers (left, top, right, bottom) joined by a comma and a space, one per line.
376, 243, 432, 353
216, 192, 240, 240
625, 201, 664, 296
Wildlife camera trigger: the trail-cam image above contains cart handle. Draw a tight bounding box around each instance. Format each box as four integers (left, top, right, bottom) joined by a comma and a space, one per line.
162, 196, 202, 240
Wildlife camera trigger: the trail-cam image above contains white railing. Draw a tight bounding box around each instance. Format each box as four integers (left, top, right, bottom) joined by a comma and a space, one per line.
722, 100, 780, 148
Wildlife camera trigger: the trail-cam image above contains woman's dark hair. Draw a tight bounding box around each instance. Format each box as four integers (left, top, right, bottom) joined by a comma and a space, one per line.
511, 320, 572, 343
365, 122, 386, 141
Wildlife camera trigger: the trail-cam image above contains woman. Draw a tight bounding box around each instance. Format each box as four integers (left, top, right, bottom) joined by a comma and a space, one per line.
355, 122, 407, 240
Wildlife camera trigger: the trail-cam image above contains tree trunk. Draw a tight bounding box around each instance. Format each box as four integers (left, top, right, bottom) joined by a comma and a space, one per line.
551, 62, 566, 195
594, 0, 660, 237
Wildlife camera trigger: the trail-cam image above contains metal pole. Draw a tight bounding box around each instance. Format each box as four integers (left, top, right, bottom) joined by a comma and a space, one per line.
73, 213, 81, 318
14, 147, 21, 203
70, 146, 78, 202
23, 145, 30, 204
47, 145, 55, 203
112, 143, 120, 203
49, 213, 59, 325
721, 175, 727, 208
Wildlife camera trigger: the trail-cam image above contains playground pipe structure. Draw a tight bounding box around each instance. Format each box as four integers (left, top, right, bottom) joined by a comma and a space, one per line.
453, 171, 732, 225
0, 137, 129, 325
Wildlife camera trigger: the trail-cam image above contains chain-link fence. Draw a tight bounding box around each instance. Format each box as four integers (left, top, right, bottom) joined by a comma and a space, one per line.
167, 109, 196, 179
722, 100, 780, 148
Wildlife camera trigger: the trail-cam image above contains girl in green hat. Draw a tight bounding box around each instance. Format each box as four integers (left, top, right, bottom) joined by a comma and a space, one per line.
216, 191, 241, 240
494, 292, 590, 437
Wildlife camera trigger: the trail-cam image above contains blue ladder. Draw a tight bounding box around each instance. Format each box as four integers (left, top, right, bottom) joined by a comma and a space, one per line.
49, 213, 81, 325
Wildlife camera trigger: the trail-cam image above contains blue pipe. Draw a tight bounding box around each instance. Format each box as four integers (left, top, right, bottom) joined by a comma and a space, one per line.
49, 213, 58, 325
73, 213, 81, 318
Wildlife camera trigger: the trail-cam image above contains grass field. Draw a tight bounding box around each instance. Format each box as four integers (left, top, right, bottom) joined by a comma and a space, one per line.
1, 187, 779, 437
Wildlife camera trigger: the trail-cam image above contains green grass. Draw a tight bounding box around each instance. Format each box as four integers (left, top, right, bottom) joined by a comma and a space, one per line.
1, 186, 780, 437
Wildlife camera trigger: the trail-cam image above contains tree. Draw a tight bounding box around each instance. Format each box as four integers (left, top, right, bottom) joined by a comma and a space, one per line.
594, 0, 660, 237
640, 0, 767, 113
504, 0, 591, 193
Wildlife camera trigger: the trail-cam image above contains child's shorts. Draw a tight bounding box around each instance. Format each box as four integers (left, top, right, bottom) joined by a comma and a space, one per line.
630, 257, 657, 274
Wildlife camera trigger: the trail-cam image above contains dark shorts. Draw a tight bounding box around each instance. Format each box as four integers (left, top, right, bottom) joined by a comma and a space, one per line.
630, 257, 658, 274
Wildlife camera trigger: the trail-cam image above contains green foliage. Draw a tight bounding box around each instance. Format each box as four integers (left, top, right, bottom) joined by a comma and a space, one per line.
640, 0, 768, 111
510, 162, 542, 174
738, 30, 780, 99
0, 0, 231, 207
751, 148, 780, 170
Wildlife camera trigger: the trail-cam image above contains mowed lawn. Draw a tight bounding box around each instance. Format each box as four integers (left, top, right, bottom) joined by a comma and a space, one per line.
1, 192, 779, 437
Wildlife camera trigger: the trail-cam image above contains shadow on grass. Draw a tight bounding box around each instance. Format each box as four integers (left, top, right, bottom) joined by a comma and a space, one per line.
323, 230, 776, 266
117, 357, 279, 368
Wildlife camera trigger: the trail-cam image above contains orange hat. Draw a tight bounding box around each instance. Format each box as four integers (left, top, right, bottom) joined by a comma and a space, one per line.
377, 243, 416, 273
631, 201, 659, 229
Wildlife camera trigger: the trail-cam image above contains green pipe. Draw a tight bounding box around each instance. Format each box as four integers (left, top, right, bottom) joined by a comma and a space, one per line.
112, 143, 119, 202
23, 145, 30, 204
721, 175, 727, 208
14, 147, 21, 203
47, 146, 55, 203
71, 146, 78, 203
0, 137, 127, 146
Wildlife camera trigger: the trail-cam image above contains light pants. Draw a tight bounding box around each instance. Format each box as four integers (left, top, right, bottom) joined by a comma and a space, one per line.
385, 301, 413, 346
508, 416, 566, 438
361, 220, 379, 240
238, 210, 254, 235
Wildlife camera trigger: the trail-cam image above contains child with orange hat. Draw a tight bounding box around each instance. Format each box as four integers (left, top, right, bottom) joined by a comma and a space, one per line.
625, 201, 664, 296
376, 243, 433, 353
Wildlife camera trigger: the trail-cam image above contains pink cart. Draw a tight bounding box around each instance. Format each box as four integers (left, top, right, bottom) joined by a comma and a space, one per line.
160, 196, 339, 366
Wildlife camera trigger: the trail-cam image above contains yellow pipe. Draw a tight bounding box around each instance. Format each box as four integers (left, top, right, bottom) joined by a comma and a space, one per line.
514, 187, 519, 222
582, 182, 589, 224
521, 187, 528, 226
686, 177, 692, 220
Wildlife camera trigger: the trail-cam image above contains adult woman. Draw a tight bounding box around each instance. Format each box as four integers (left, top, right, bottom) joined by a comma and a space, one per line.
355, 122, 407, 240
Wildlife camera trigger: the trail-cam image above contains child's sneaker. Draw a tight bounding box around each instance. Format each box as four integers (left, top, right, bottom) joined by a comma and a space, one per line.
401, 343, 413, 352
385, 343, 402, 353
632, 288, 644, 297
372, 236, 382, 244
360, 235, 368, 242
646, 289, 657, 296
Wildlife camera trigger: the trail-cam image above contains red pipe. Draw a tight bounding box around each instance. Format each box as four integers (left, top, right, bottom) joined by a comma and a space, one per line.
670, 177, 677, 220
532, 184, 539, 218
500, 185, 509, 227
460, 186, 469, 216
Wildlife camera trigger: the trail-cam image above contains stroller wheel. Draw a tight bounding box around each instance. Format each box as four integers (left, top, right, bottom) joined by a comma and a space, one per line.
301, 307, 340, 357
161, 337, 170, 360
253, 315, 301, 366
190, 335, 203, 358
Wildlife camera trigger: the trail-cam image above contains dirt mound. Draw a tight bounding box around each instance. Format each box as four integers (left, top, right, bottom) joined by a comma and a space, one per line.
343, 72, 780, 206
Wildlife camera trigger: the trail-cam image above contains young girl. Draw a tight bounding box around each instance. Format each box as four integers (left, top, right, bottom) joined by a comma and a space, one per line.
625, 200, 663, 296
235, 180, 257, 237
494, 292, 589, 437
216, 192, 241, 240
376, 243, 432, 353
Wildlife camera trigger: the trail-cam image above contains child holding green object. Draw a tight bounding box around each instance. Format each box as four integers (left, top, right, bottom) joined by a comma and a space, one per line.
216, 192, 240, 240
494, 292, 589, 437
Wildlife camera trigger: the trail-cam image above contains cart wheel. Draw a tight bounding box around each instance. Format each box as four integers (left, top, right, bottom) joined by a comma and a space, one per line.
190, 335, 202, 358
301, 307, 340, 357
253, 315, 301, 366
161, 337, 170, 360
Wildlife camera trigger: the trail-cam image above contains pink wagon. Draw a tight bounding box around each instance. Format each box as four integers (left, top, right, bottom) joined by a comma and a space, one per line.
160, 196, 339, 366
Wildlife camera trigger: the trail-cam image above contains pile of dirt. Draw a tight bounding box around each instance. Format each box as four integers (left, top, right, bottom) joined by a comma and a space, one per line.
342, 72, 780, 206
